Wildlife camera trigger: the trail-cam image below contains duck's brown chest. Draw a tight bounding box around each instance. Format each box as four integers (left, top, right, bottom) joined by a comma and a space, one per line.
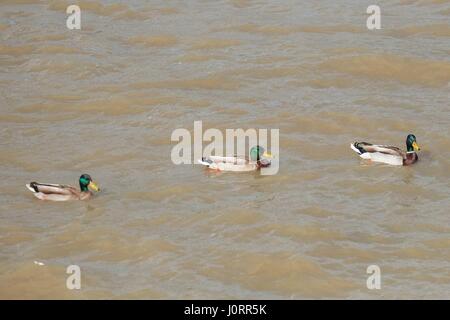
403, 153, 418, 165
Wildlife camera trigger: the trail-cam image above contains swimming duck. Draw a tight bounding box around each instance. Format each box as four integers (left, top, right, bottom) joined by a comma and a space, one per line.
26, 174, 100, 201
350, 134, 420, 166
198, 145, 272, 172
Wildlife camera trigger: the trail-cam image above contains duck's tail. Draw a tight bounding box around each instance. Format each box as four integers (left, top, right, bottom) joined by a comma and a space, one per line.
350, 142, 371, 155
25, 182, 39, 193
198, 157, 213, 166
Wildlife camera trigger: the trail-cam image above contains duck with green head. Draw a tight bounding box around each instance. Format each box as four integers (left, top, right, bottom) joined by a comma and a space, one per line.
199, 145, 273, 172
350, 134, 420, 165
26, 174, 100, 201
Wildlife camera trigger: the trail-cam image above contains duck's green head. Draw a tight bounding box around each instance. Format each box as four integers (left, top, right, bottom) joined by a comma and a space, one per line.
250, 145, 272, 161
406, 134, 420, 152
79, 174, 100, 192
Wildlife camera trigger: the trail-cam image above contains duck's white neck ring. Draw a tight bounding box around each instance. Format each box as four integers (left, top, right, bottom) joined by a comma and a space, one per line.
406, 151, 415, 154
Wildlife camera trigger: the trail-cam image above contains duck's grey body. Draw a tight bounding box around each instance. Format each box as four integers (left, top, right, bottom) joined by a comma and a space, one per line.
350, 141, 419, 166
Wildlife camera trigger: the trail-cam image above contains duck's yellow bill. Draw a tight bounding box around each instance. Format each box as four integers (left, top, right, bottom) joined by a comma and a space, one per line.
88, 181, 100, 192
412, 141, 420, 151
262, 152, 273, 158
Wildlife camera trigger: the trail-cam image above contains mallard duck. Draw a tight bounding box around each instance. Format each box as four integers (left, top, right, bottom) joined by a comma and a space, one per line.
25, 174, 100, 201
198, 145, 272, 172
350, 134, 420, 166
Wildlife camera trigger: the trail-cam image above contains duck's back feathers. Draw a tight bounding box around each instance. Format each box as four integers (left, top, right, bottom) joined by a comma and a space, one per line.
351, 142, 403, 156
350, 142, 405, 166
26, 182, 75, 195
25, 182, 85, 201
198, 156, 258, 172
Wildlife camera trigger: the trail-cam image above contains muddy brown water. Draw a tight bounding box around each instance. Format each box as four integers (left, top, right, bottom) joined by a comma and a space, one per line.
0, 0, 449, 299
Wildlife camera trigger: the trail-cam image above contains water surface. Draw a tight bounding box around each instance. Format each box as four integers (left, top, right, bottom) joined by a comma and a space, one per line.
0, 0, 449, 299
